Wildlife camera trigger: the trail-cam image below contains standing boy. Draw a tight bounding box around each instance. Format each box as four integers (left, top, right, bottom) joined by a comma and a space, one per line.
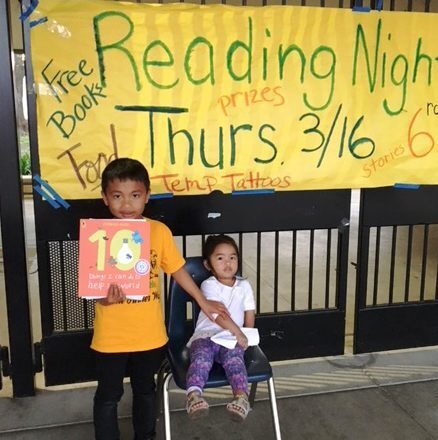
92, 158, 227, 440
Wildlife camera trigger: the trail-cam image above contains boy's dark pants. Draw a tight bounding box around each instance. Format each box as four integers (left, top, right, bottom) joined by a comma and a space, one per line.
93, 346, 166, 440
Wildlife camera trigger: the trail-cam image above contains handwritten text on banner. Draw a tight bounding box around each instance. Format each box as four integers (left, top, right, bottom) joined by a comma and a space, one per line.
29, 1, 438, 198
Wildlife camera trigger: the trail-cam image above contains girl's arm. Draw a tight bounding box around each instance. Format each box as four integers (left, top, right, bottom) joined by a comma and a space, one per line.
244, 310, 255, 328
215, 314, 248, 349
171, 267, 229, 321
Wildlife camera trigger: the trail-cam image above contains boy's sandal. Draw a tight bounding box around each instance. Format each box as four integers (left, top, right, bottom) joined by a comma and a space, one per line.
186, 393, 209, 420
226, 395, 250, 422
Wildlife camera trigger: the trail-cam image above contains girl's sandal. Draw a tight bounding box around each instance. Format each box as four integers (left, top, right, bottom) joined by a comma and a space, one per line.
186, 393, 209, 420
226, 395, 250, 422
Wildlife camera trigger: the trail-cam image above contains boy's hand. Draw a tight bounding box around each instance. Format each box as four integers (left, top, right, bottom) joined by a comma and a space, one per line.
202, 299, 229, 321
170, 268, 229, 320
235, 331, 249, 350
97, 284, 125, 306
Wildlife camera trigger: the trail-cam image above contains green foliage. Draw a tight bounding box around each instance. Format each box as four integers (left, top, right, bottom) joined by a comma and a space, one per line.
20, 152, 31, 175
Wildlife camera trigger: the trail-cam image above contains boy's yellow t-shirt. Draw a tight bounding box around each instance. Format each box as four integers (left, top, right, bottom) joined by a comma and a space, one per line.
91, 219, 185, 353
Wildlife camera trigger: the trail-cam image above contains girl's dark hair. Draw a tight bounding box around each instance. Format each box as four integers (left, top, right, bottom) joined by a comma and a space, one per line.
101, 158, 150, 193
203, 234, 239, 262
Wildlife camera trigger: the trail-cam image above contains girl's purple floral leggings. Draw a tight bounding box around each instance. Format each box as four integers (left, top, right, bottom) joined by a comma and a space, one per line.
186, 337, 248, 396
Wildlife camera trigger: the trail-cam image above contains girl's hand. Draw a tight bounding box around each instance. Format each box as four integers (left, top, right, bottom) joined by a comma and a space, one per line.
97, 284, 125, 306
235, 331, 249, 350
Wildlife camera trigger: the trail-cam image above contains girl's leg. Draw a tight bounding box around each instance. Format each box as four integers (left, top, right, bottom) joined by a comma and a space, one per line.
219, 346, 249, 396
220, 347, 251, 422
186, 338, 216, 395
93, 351, 128, 440
129, 346, 166, 440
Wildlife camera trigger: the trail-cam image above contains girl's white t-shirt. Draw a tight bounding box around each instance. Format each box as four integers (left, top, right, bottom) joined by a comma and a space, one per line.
187, 275, 256, 347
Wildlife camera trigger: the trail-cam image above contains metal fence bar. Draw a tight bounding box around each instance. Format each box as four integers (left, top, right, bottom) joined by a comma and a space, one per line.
419, 225, 428, 302
336, 221, 349, 312
435, 252, 438, 300
388, 225, 397, 304
256, 232, 262, 313
425, 0, 430, 12
404, 225, 413, 302
274, 231, 279, 313
291, 230, 297, 311
182, 235, 187, 257
325, 229, 332, 309
372, 226, 381, 306
308, 229, 314, 310
238, 232, 243, 276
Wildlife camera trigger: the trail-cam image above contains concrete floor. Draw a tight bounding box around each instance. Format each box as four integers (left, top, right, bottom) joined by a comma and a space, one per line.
2, 347, 438, 439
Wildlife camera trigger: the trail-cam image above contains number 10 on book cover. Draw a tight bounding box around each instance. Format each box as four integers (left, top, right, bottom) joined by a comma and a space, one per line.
78, 219, 151, 299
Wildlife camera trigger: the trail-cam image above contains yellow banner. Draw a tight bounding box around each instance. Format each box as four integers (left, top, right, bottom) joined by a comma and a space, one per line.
29, 1, 438, 199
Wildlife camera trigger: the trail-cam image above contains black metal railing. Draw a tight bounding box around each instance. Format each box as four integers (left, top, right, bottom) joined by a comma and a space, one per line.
364, 224, 438, 306
47, 226, 342, 331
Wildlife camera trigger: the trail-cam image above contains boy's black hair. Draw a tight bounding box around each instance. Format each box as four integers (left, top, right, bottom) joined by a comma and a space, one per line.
101, 158, 150, 193
203, 234, 239, 262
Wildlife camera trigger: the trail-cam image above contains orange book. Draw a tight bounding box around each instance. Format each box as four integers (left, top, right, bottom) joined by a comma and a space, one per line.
78, 218, 150, 299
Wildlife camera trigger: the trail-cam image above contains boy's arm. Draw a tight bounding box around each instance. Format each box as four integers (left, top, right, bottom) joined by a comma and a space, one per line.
244, 310, 255, 328
171, 267, 229, 320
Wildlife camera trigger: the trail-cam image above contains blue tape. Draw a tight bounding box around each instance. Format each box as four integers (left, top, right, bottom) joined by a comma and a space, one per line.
376, 0, 383, 10
33, 185, 61, 209
352, 6, 371, 12
33, 175, 71, 209
19, 0, 39, 21
30, 16, 47, 28
394, 183, 420, 190
149, 193, 174, 200
232, 189, 275, 196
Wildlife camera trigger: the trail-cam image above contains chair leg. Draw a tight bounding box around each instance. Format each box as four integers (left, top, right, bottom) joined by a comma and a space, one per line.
156, 359, 170, 419
248, 382, 257, 408
267, 377, 282, 440
163, 373, 173, 440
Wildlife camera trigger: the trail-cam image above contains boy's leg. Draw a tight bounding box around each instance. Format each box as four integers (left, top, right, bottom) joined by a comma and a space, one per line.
129, 346, 166, 440
94, 351, 128, 440
186, 338, 216, 394
219, 346, 249, 396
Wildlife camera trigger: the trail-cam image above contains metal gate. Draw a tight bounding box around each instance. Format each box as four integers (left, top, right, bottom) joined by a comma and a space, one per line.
31, 191, 351, 385
354, 186, 438, 353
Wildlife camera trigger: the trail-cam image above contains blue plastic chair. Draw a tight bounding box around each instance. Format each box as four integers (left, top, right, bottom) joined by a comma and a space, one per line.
160, 256, 282, 439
